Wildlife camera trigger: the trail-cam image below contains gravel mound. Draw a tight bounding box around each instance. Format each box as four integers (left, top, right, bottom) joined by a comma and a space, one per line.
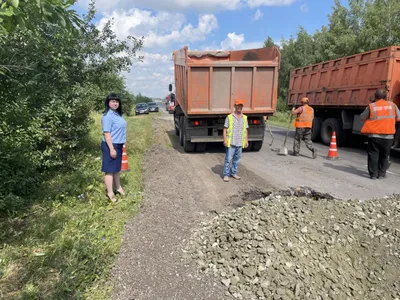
186, 189, 400, 300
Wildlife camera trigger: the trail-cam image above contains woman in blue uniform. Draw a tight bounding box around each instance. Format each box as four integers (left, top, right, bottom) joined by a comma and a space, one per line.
101, 93, 127, 203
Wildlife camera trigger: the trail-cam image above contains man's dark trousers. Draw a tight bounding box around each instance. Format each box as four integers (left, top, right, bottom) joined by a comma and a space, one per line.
367, 137, 392, 178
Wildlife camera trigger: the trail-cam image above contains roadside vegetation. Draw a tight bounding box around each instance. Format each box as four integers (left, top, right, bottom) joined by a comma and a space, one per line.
268, 111, 293, 129
266, 0, 400, 112
1, 0, 400, 298
0, 1, 155, 298
0, 113, 154, 299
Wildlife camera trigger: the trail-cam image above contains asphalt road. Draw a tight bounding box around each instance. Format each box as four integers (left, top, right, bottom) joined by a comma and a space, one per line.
157, 105, 400, 200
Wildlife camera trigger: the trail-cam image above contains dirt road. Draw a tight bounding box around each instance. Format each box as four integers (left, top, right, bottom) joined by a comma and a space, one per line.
111, 116, 271, 300
111, 109, 400, 299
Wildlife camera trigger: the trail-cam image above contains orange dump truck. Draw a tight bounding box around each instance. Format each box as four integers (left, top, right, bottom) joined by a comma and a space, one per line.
172, 46, 280, 152
288, 45, 400, 146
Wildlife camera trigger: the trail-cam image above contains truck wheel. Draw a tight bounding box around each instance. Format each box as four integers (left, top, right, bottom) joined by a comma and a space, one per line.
174, 114, 180, 136
243, 142, 253, 152
321, 118, 344, 146
311, 117, 322, 142
196, 142, 206, 152
179, 116, 184, 146
183, 132, 195, 152
182, 117, 195, 152
251, 141, 263, 151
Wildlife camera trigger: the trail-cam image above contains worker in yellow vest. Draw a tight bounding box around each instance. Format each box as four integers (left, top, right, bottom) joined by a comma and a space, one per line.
223, 99, 249, 182
291, 97, 317, 159
361, 89, 400, 179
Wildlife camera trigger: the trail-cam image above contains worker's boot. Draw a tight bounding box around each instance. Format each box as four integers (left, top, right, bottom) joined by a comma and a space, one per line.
312, 149, 317, 159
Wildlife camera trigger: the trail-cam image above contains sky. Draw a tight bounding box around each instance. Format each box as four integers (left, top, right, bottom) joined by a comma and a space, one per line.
75, 0, 347, 98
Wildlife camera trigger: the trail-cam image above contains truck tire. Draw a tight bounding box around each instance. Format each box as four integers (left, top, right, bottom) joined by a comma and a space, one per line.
311, 117, 322, 142
195, 142, 206, 152
174, 114, 180, 136
321, 118, 344, 146
251, 141, 263, 151
179, 116, 184, 146
183, 117, 195, 152
243, 142, 253, 152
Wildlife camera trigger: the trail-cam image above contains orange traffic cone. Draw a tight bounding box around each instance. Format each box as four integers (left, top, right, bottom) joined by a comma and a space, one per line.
121, 144, 130, 172
327, 131, 339, 160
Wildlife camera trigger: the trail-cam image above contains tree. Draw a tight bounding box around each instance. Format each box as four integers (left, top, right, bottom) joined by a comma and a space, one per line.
135, 93, 153, 104
263, 36, 276, 48
0, 0, 82, 34
0, 0, 143, 213
273, 0, 400, 110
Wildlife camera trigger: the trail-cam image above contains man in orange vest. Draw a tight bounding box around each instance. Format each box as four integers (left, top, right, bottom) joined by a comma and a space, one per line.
291, 97, 317, 158
361, 89, 400, 179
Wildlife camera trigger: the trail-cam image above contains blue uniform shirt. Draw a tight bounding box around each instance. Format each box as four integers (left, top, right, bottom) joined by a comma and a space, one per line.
101, 110, 127, 144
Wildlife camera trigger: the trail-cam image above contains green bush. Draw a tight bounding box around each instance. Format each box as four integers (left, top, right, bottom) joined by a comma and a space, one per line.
0, 3, 142, 216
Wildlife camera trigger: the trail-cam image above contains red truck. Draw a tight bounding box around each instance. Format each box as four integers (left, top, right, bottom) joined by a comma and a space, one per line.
288, 45, 400, 146
171, 46, 280, 152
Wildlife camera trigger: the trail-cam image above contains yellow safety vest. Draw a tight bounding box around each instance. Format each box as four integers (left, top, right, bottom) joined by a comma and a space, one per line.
226, 114, 248, 148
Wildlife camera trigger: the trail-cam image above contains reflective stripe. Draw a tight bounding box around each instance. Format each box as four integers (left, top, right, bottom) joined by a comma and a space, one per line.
361, 100, 396, 134
370, 102, 394, 120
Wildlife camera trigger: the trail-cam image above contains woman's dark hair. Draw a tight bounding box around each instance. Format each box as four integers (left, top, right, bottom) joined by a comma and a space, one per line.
104, 93, 122, 115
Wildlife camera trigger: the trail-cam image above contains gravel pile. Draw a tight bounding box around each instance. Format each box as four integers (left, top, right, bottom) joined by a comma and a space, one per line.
186, 189, 400, 300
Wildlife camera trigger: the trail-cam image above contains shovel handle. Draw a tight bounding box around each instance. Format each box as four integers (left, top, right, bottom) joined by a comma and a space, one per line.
283, 113, 294, 146
265, 119, 274, 146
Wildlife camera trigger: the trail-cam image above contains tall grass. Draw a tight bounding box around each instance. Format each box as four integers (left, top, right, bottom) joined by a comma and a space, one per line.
0, 113, 154, 299
268, 111, 294, 129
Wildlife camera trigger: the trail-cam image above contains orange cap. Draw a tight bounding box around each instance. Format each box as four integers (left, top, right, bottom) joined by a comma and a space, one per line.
300, 97, 309, 103
234, 99, 244, 106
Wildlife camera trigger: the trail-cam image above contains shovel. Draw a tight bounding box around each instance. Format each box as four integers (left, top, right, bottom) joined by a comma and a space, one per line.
265, 118, 274, 146
279, 112, 294, 156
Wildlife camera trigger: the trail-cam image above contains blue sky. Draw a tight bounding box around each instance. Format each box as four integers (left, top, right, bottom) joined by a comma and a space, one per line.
75, 0, 348, 98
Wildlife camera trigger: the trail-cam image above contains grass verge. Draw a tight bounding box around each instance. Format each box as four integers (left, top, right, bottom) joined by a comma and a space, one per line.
267, 111, 294, 129
0, 112, 155, 299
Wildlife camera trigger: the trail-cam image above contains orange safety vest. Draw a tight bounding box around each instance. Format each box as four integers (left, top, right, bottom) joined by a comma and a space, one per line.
294, 105, 314, 128
361, 100, 396, 135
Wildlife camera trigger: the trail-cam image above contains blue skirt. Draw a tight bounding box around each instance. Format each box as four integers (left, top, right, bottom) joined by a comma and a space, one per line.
101, 141, 124, 173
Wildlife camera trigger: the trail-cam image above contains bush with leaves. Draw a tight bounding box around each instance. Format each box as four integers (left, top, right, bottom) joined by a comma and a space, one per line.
0, 1, 143, 215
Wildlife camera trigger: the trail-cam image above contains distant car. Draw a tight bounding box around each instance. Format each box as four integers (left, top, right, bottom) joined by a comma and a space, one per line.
147, 102, 159, 112
135, 103, 149, 115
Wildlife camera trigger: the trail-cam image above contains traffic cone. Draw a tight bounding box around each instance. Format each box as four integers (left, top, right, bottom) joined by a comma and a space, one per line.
326, 131, 339, 160
121, 144, 130, 172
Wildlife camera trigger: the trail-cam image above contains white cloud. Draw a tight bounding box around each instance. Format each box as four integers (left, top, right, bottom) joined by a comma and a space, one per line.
245, 0, 297, 8
123, 51, 174, 98
78, 0, 241, 13
300, 4, 309, 13
221, 33, 245, 50
95, 8, 220, 97
220, 32, 262, 50
253, 9, 264, 21
145, 14, 218, 48
75, 0, 296, 98
97, 10, 218, 48
78, 0, 297, 13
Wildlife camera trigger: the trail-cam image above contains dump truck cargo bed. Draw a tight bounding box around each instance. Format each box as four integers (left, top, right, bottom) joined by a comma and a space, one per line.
288, 46, 400, 108
172, 46, 280, 152
174, 46, 280, 116
287, 46, 400, 147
